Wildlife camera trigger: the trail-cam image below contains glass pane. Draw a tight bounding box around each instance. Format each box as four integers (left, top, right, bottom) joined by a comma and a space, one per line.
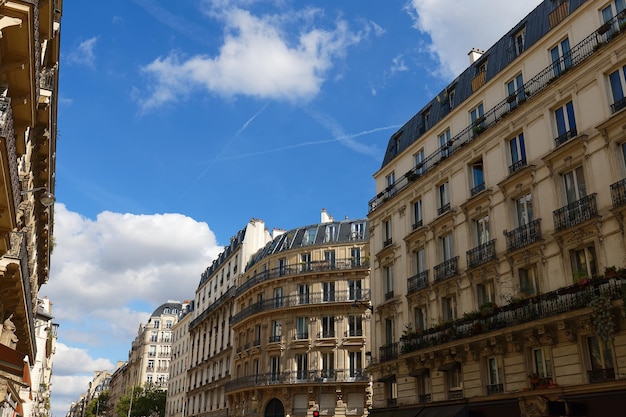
510, 137, 519, 163
519, 133, 526, 161
575, 166, 586, 198
555, 107, 566, 136
566, 101, 576, 132
602, 6, 614, 23
588, 337, 602, 370
610, 71, 624, 103
564, 171, 577, 203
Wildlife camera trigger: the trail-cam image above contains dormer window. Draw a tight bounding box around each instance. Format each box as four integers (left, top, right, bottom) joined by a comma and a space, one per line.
514, 27, 526, 56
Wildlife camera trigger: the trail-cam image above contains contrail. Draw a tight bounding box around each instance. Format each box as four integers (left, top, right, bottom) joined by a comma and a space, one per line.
235, 102, 269, 137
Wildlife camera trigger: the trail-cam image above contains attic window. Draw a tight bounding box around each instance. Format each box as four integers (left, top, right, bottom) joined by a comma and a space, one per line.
391, 131, 403, 155
422, 109, 431, 129
514, 27, 526, 56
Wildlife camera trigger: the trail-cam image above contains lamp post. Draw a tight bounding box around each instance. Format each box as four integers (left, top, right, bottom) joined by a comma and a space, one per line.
20, 187, 55, 207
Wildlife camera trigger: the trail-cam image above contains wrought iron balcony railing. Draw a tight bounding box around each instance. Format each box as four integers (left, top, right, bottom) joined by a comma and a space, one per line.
368, 11, 623, 213
509, 158, 527, 175
419, 394, 432, 403
225, 369, 370, 392
553, 193, 598, 232
438, 203, 451, 216
470, 182, 486, 196
434, 257, 459, 282
448, 390, 464, 400
379, 342, 399, 363
611, 96, 626, 113
486, 383, 504, 394
588, 368, 615, 383
610, 178, 626, 208
412, 219, 423, 230
466, 240, 496, 269
505, 219, 542, 251
407, 271, 429, 294
554, 128, 578, 147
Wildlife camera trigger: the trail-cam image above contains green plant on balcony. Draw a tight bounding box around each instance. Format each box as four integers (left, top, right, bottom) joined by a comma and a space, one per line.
479, 301, 498, 317
472, 125, 486, 136
589, 295, 616, 345
604, 265, 618, 278
573, 270, 590, 286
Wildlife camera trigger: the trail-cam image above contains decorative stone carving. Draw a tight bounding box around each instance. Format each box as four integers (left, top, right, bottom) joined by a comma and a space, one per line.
0, 314, 18, 349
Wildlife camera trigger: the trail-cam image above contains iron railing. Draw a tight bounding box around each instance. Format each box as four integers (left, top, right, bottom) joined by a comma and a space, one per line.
368, 11, 625, 213
486, 383, 504, 394
419, 394, 432, 403
407, 271, 429, 294
588, 368, 615, 383
611, 96, 626, 113
505, 219, 542, 251
471, 182, 486, 196
610, 178, 626, 208
448, 390, 464, 400
379, 342, 399, 363
554, 128, 578, 147
509, 158, 528, 175
434, 257, 459, 282
225, 369, 369, 392
553, 193, 598, 232
231, 288, 371, 324
466, 240, 496, 269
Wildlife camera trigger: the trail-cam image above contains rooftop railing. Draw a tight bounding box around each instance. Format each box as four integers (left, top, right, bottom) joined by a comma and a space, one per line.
368, 12, 625, 213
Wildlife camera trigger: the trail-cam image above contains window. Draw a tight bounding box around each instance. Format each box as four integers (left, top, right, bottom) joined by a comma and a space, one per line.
554, 100, 577, 145
519, 266, 540, 297
386, 171, 396, 194
586, 335, 615, 382
151, 331, 158, 342
532, 347, 553, 380
446, 365, 462, 393
148, 359, 155, 370
296, 317, 309, 339
506, 74, 525, 109
570, 245, 598, 279
475, 215, 490, 245
278, 257, 286, 276
601, 1, 626, 32
415, 248, 426, 274
303, 228, 316, 245
273, 287, 283, 308
385, 318, 395, 345
487, 357, 504, 393
324, 225, 336, 243
350, 248, 362, 267
470, 160, 485, 195
441, 233, 454, 262
414, 306, 426, 331
515, 193, 534, 227
298, 284, 310, 304
448, 88, 456, 109
383, 265, 394, 299
477, 281, 495, 306
322, 281, 335, 302
270, 320, 281, 342
439, 129, 451, 158
442, 295, 457, 321
385, 376, 398, 406
514, 28, 526, 56
349, 351, 363, 377
321, 352, 335, 379
296, 353, 308, 380
563, 166, 586, 204
422, 109, 430, 130
470, 103, 485, 137
300, 253, 312, 272
608, 65, 626, 113
383, 219, 392, 246
323, 250, 336, 269
321, 316, 335, 338
154, 320, 160, 329
438, 182, 450, 215
550, 37, 571, 77
414, 149, 425, 174
348, 279, 362, 300
413, 199, 423, 229
270, 356, 280, 382
348, 315, 363, 337
350, 222, 365, 240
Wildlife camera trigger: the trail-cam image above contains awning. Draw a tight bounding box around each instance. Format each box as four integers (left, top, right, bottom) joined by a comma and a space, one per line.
369, 407, 422, 417
416, 404, 467, 417
438, 362, 461, 372
469, 399, 520, 417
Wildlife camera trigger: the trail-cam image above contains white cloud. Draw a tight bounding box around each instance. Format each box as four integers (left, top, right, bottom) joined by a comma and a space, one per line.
405, 0, 540, 78
137, 7, 363, 111
66, 37, 98, 68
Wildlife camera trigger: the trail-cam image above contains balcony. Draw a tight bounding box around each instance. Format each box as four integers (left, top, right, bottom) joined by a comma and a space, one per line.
554, 128, 578, 147
470, 182, 486, 197
419, 394, 432, 403
508, 158, 527, 175
379, 342, 399, 363
434, 257, 459, 282
407, 271, 429, 294
412, 219, 423, 230
368, 12, 619, 214
224, 369, 369, 392
268, 335, 281, 343
384, 290, 395, 301
438, 203, 451, 216
386, 399, 398, 407
466, 240, 496, 269
611, 178, 626, 208
553, 194, 598, 232
505, 219, 541, 251
383, 238, 393, 248
486, 383, 504, 394
611, 96, 626, 113
588, 368, 615, 383
448, 390, 464, 400
398, 277, 624, 356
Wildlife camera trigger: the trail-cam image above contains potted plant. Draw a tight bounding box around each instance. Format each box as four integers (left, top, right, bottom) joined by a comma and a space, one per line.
506, 94, 517, 103
597, 21, 611, 35
479, 301, 498, 317
604, 266, 618, 278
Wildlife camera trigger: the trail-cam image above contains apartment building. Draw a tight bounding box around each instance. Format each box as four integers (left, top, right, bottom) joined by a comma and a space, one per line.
225, 212, 371, 417
0, 0, 61, 414
166, 303, 193, 417
367, 0, 626, 416
183, 219, 273, 417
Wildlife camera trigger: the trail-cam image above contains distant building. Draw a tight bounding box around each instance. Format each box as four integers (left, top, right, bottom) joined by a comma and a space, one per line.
225, 212, 371, 417
166, 302, 194, 417
368, 0, 626, 415
107, 361, 130, 417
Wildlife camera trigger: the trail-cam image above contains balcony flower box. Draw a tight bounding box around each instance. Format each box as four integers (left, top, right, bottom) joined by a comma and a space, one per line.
598, 22, 611, 35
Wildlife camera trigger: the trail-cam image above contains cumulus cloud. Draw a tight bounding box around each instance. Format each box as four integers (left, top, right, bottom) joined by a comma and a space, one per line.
136, 6, 364, 111
44, 204, 222, 415
405, 0, 539, 78
66, 37, 98, 68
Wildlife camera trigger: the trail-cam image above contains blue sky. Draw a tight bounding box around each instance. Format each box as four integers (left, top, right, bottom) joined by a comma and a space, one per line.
45, 0, 541, 415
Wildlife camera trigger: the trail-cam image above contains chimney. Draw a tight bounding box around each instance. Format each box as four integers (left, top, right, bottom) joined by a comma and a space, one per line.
468, 48, 485, 65
321, 208, 332, 224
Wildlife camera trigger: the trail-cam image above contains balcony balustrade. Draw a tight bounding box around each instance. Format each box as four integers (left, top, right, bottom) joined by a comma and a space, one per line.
437, 203, 451, 216
553, 193, 597, 232
345, 329, 363, 337
407, 271, 429, 294
448, 390, 464, 400
554, 128, 578, 147
412, 219, 423, 230
466, 240, 496, 269
470, 182, 486, 197
368, 12, 621, 213
610, 178, 626, 208
224, 369, 369, 392
379, 342, 399, 363
317, 331, 336, 339
383, 238, 393, 248
505, 219, 541, 251
419, 394, 432, 403
611, 96, 626, 113
386, 399, 398, 407
399, 277, 624, 356
486, 383, 504, 394
384, 290, 395, 301
588, 368, 615, 383
231, 288, 371, 324
434, 257, 459, 282
508, 158, 527, 175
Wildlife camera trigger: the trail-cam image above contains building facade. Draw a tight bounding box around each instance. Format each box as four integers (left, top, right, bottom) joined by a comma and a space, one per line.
225, 213, 371, 417
368, 0, 626, 415
0, 0, 60, 414
183, 219, 273, 417
167, 303, 193, 417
